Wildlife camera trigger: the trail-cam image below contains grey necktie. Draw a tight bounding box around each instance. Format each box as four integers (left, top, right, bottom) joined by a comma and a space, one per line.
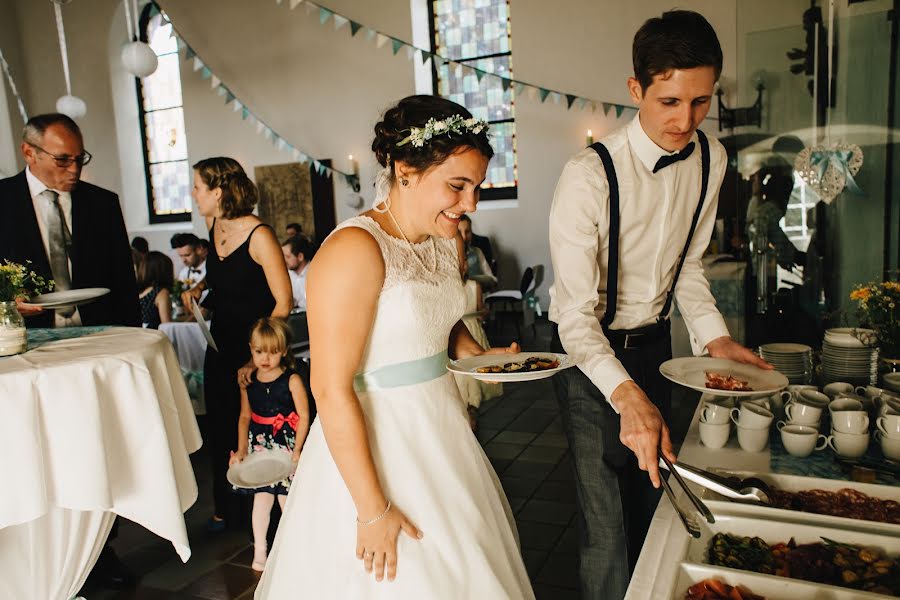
43, 190, 75, 318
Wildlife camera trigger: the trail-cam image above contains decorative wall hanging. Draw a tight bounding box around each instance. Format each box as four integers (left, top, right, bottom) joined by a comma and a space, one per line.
794, 142, 864, 204
121, 0, 159, 78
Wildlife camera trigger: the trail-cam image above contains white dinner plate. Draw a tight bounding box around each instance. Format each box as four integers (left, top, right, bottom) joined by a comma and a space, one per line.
448, 352, 571, 382
759, 342, 812, 354
226, 449, 293, 489
659, 357, 788, 397
28, 287, 110, 308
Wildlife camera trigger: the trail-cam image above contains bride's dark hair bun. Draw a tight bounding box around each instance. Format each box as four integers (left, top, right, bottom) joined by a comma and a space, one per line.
372, 95, 494, 174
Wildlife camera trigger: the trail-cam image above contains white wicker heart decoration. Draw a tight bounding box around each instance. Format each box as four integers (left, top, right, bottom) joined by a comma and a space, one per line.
794, 143, 864, 204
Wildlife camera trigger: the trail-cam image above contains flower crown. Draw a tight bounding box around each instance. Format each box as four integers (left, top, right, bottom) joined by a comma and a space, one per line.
396, 114, 489, 148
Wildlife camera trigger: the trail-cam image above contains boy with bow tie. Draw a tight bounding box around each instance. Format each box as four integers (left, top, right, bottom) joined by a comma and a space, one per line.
548, 10, 771, 599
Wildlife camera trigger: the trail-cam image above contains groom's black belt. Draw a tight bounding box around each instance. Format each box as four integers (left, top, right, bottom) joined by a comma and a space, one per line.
603, 319, 671, 350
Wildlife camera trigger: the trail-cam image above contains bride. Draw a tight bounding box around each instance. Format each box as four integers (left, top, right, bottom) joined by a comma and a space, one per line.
254, 95, 535, 599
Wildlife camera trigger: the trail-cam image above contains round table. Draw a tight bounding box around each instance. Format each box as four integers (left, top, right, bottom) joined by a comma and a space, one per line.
0, 327, 202, 600
159, 321, 210, 414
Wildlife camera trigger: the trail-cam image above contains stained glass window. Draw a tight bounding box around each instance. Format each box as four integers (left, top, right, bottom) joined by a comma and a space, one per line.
137, 6, 192, 222
432, 0, 517, 199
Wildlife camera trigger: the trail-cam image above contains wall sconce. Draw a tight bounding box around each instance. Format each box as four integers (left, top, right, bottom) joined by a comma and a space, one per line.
716, 79, 764, 131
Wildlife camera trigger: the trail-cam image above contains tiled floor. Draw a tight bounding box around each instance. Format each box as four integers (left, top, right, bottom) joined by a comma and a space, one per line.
82, 318, 699, 600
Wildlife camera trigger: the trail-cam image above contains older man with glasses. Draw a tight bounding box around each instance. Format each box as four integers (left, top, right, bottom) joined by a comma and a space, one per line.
0, 113, 140, 589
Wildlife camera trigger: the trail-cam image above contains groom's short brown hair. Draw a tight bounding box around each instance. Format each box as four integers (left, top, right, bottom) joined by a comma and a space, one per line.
633, 10, 723, 91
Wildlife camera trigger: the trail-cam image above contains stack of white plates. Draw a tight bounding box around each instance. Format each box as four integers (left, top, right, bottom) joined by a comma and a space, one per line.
822, 327, 878, 385
885, 372, 900, 394
759, 343, 813, 384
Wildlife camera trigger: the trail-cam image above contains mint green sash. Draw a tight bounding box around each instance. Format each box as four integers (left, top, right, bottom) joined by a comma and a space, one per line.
353, 350, 449, 393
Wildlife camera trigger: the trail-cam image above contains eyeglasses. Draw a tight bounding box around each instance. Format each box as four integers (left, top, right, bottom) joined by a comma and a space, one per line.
29, 143, 92, 168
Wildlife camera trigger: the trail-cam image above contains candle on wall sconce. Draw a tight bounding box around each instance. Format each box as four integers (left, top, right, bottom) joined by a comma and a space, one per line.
348, 154, 359, 176
586, 129, 593, 146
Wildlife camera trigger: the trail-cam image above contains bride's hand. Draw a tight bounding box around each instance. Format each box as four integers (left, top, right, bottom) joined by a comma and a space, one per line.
455, 340, 520, 361
481, 341, 520, 356
355, 503, 423, 582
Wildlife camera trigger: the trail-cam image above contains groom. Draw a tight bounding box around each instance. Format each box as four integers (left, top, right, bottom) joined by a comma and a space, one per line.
548, 11, 770, 599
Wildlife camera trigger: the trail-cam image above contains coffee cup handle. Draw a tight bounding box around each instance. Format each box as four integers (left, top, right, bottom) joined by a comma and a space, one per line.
780, 391, 792, 403
855, 385, 867, 396
826, 435, 836, 452
784, 403, 795, 421
815, 435, 828, 451
877, 417, 886, 435
776, 420, 787, 431
730, 408, 741, 426
875, 429, 884, 442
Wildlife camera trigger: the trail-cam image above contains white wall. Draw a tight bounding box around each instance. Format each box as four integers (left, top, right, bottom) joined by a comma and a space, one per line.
7, 0, 822, 305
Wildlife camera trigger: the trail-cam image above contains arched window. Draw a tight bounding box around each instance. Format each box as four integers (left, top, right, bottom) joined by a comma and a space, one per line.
430, 0, 517, 200
136, 5, 192, 223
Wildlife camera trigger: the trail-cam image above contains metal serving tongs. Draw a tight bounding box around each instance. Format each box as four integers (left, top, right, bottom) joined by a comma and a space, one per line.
656, 451, 715, 540
658, 459, 772, 505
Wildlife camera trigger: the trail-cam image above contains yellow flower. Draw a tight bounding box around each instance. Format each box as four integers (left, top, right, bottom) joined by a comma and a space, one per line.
850, 288, 872, 302
883, 281, 900, 292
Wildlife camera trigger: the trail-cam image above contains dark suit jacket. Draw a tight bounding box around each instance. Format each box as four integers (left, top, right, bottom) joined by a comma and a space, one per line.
471, 232, 495, 273
0, 170, 140, 328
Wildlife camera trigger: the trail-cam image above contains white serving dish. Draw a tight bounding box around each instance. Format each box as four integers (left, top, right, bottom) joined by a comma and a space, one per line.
659, 357, 789, 397
697, 470, 900, 537
672, 561, 893, 599
677, 513, 900, 598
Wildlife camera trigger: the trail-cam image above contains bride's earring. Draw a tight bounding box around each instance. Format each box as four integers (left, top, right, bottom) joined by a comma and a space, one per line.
400, 178, 409, 187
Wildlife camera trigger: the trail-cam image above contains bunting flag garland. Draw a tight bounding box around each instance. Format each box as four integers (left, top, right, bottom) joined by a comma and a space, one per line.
156, 3, 360, 191
272, 0, 639, 117
0, 46, 28, 123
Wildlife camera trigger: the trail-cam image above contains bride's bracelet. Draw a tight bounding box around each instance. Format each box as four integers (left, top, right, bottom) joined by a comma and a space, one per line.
357, 500, 392, 526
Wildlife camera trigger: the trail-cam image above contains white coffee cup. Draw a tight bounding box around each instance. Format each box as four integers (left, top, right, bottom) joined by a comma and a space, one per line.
737, 425, 769, 452
780, 385, 817, 404
731, 403, 774, 429
780, 424, 828, 458
877, 414, 900, 439
783, 401, 822, 426
700, 402, 731, 425
699, 421, 731, 449
828, 397, 864, 415
798, 389, 831, 409
831, 410, 870, 434
880, 434, 900, 461
879, 397, 900, 417
884, 372, 900, 392
824, 382, 854, 399
826, 430, 870, 458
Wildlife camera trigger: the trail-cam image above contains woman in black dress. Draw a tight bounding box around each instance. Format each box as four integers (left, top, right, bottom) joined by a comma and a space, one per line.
192, 157, 293, 528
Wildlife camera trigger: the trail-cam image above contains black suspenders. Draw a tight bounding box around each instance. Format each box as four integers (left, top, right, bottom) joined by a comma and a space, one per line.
589, 130, 710, 329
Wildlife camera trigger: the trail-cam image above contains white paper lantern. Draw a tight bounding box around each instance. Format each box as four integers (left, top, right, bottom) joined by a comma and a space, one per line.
56, 94, 87, 119
121, 41, 158, 77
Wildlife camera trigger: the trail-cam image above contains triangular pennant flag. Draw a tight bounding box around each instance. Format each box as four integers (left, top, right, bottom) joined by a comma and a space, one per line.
405, 46, 416, 60
514, 82, 526, 95
225, 90, 235, 104
527, 86, 538, 101
319, 7, 333, 25
614, 104, 624, 118
350, 20, 362, 36
275, 0, 283, 4
454, 63, 463, 79
392, 39, 404, 55
201, 67, 212, 80
551, 92, 562, 104
376, 33, 389, 49
474, 68, 486, 82
565, 94, 576, 109
289, 0, 302, 7
256, 121, 265, 134
420, 49, 431, 65
292, 148, 301, 161
276, 137, 286, 150
233, 99, 242, 112
192, 57, 203, 72
333, 15, 348, 31
304, 2, 314, 15
601, 102, 611, 115
577, 98, 587, 110
184, 45, 196, 60
175, 37, 185, 52
590, 101, 597, 113
216, 85, 226, 97
241, 107, 250, 120
211, 75, 221, 89
366, 28, 377, 42
501, 77, 511, 92
539, 88, 550, 103
298, 152, 308, 163
312, 160, 321, 173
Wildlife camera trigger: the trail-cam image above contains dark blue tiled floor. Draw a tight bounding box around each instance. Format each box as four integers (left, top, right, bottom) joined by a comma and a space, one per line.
83, 318, 698, 599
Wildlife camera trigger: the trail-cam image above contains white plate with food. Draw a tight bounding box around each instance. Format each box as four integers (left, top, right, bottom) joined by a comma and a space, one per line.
448, 352, 571, 382
659, 357, 788, 397
28, 287, 110, 308
226, 449, 293, 489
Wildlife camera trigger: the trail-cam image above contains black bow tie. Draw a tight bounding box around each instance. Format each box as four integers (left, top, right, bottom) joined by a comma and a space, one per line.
653, 142, 695, 173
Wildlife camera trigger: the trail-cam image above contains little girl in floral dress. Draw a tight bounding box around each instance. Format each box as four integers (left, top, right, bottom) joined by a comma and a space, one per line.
229, 317, 310, 571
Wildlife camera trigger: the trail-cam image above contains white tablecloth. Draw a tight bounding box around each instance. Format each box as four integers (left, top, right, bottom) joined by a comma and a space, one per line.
159, 321, 208, 373
626, 395, 770, 600
0, 327, 203, 600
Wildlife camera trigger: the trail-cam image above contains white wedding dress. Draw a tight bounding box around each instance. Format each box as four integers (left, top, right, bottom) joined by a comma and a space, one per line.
255, 215, 534, 599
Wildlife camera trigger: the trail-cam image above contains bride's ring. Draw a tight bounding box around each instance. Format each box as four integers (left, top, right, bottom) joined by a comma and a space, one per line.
364, 551, 373, 558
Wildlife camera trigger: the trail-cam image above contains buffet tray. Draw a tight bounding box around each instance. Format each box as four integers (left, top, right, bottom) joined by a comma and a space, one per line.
673, 562, 895, 600
700, 470, 900, 537
670, 513, 900, 599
